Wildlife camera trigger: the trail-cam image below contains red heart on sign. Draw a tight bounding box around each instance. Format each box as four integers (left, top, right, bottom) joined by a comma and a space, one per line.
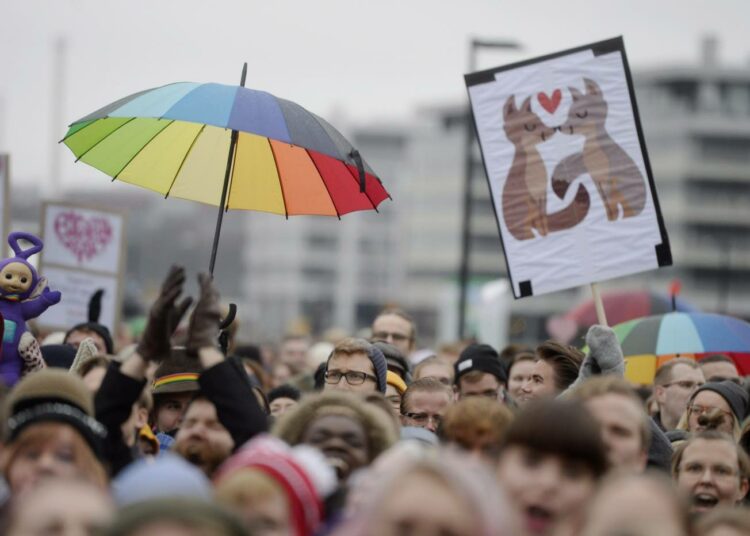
54, 211, 113, 263
538, 89, 562, 114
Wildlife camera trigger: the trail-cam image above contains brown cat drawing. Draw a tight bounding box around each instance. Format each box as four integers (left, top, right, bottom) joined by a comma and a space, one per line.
555, 78, 647, 220
502, 96, 590, 241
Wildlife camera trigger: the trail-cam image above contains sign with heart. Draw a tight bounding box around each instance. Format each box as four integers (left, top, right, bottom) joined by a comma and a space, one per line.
465, 37, 671, 299
53, 211, 114, 263
39, 202, 126, 333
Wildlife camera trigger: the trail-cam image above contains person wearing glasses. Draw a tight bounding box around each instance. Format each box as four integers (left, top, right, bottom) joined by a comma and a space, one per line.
400, 377, 454, 433
653, 358, 705, 432
370, 308, 417, 359
677, 381, 749, 441
323, 338, 387, 394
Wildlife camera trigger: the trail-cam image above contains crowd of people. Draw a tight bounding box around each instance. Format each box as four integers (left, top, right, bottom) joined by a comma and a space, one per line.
0, 264, 749, 536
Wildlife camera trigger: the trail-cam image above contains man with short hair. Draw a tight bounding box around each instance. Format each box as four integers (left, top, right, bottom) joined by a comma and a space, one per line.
673, 431, 750, 515
454, 344, 507, 402
278, 335, 312, 375
569, 376, 651, 473
699, 355, 741, 384
653, 358, 705, 432
400, 377, 453, 433
413, 356, 454, 387
371, 308, 416, 358
323, 338, 387, 394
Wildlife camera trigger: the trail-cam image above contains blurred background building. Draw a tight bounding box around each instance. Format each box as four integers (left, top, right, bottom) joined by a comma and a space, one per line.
6, 37, 749, 348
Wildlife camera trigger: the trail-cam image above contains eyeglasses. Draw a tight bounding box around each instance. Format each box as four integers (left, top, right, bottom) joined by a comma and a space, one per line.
325, 370, 378, 386
687, 404, 734, 420
402, 412, 442, 425
372, 331, 411, 343
662, 380, 704, 390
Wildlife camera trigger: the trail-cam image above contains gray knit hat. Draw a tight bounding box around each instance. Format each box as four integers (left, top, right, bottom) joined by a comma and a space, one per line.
691, 381, 749, 422
327, 338, 388, 394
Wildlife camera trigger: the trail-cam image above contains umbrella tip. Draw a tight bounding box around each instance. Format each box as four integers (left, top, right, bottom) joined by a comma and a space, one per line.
240, 63, 247, 87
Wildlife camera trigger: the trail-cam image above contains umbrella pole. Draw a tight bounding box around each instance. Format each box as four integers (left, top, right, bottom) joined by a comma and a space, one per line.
208, 63, 248, 276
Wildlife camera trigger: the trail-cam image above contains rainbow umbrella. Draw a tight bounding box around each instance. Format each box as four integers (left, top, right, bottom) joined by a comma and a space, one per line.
61, 64, 390, 273
608, 312, 750, 384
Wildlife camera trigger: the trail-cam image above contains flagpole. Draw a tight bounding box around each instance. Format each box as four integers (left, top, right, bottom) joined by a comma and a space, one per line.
590, 282, 608, 326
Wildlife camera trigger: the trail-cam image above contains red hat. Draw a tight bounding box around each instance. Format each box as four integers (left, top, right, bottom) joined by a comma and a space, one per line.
214, 435, 336, 536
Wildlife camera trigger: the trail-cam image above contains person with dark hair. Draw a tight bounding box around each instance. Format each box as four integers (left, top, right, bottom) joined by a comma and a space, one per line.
273, 391, 396, 483
496, 399, 607, 536
454, 344, 507, 401
673, 431, 750, 515
400, 377, 453, 434
699, 354, 742, 384
267, 384, 301, 418
520, 341, 583, 403
370, 307, 417, 358
63, 289, 115, 355
323, 338, 387, 394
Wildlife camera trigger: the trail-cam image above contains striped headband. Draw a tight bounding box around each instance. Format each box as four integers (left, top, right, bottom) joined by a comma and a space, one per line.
153, 372, 200, 390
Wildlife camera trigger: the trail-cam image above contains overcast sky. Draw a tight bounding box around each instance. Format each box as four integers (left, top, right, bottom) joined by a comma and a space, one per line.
2, 0, 749, 189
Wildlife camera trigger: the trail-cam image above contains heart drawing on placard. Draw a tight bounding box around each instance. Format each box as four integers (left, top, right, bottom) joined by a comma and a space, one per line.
54, 211, 113, 263
537, 89, 562, 114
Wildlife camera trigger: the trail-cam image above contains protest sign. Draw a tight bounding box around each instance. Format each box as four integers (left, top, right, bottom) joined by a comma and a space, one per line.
465, 37, 671, 299
0, 155, 9, 249
38, 202, 126, 332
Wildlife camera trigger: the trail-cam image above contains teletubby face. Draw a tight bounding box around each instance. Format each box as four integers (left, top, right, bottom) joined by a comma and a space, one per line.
0, 262, 33, 295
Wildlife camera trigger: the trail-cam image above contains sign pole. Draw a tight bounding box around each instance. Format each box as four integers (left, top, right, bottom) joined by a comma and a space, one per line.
590, 282, 608, 326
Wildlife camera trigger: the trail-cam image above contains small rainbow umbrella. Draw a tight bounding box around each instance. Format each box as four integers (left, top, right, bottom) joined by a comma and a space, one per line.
61, 65, 390, 273
609, 312, 750, 384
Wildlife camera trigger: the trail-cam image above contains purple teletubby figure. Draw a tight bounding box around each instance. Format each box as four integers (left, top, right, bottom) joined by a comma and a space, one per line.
0, 232, 61, 385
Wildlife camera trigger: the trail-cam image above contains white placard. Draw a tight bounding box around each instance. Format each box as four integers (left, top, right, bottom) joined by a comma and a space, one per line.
466, 37, 671, 298
41, 204, 124, 274
35, 267, 119, 331
39, 202, 126, 332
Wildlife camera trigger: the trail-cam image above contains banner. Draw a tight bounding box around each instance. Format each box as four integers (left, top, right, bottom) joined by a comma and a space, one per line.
38, 202, 126, 333
465, 37, 671, 298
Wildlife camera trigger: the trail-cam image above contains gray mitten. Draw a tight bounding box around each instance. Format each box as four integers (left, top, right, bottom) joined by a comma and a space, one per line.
585, 324, 624, 376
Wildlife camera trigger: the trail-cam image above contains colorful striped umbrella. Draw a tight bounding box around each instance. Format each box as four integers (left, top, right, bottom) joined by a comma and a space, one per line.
608, 312, 750, 384
61, 65, 390, 273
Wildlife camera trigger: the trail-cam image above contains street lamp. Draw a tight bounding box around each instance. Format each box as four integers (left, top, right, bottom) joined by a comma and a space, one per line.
457, 37, 522, 340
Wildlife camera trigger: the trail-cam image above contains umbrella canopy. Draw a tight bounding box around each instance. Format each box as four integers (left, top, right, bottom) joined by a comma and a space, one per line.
565, 290, 697, 329
607, 312, 750, 384
62, 81, 389, 216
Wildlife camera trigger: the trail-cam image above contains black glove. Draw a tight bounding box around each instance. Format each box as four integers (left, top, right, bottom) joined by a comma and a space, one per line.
137, 265, 192, 361
186, 273, 222, 355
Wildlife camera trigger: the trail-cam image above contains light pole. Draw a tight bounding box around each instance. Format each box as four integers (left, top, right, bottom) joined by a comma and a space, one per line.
457, 38, 521, 340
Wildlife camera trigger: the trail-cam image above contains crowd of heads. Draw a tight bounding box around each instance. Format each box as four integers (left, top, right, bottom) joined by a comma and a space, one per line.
0, 267, 749, 536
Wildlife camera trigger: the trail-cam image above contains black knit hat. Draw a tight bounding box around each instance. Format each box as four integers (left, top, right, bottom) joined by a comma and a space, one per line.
692, 381, 749, 422
372, 341, 412, 382
4, 369, 107, 458
454, 344, 507, 385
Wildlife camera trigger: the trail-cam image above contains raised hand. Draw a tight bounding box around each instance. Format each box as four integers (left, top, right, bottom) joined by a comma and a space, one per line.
186, 273, 222, 355
137, 265, 192, 362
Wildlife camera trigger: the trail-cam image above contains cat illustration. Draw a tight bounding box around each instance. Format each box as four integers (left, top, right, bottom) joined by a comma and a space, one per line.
502, 96, 590, 241
554, 78, 646, 220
